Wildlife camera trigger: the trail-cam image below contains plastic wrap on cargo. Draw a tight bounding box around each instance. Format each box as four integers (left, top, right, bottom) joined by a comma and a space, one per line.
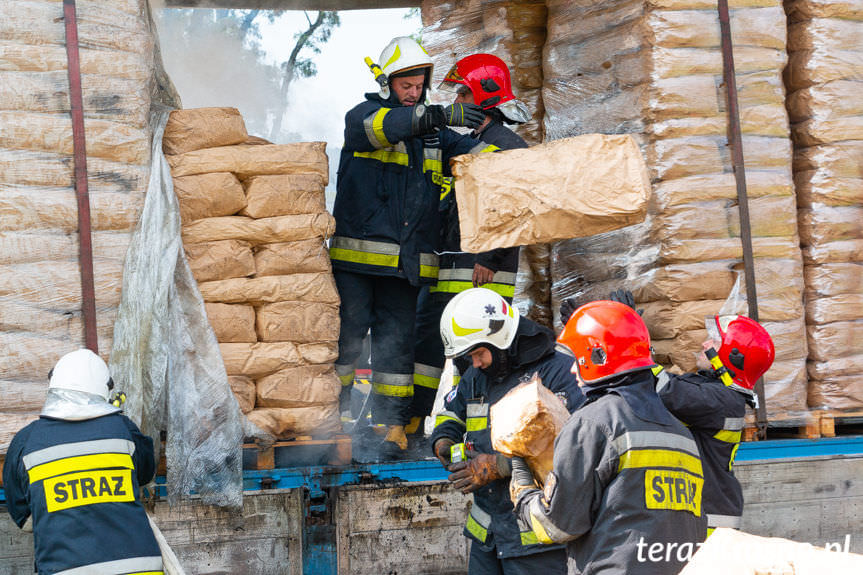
0, 0, 157, 454
513, 243, 553, 328
785, 0, 863, 22
805, 294, 863, 325
162, 107, 248, 156
803, 262, 862, 298
808, 373, 863, 410
794, 170, 862, 208
110, 112, 249, 508
799, 206, 863, 246
172, 172, 247, 223
807, 320, 863, 362
420, 0, 547, 145
808, 355, 863, 381
803, 239, 863, 266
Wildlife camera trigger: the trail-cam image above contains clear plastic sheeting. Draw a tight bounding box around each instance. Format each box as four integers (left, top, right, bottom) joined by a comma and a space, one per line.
110, 111, 249, 509
0, 0, 157, 453
786, 0, 863, 408
544, 0, 808, 416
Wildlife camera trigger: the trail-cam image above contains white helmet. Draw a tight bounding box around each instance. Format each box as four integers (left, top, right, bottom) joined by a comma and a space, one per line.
440, 288, 520, 358
48, 349, 113, 400
379, 36, 433, 96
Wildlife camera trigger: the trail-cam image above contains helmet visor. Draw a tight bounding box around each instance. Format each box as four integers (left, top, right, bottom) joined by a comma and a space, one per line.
705, 315, 738, 343
438, 63, 467, 92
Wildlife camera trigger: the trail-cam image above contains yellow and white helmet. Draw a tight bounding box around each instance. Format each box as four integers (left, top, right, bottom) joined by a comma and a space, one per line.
440, 288, 520, 358
378, 36, 433, 96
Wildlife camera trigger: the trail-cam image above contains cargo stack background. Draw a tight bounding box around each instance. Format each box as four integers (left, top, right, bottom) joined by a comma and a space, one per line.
163, 107, 342, 440
784, 0, 863, 410
421, 0, 556, 328
535, 0, 809, 417
0, 0, 159, 453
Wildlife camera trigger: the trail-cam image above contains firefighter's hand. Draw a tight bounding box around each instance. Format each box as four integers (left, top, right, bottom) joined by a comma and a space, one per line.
444, 103, 485, 129
447, 453, 505, 494
509, 456, 538, 505
411, 104, 447, 136
433, 438, 455, 468
609, 289, 643, 316
559, 297, 577, 327
472, 264, 495, 287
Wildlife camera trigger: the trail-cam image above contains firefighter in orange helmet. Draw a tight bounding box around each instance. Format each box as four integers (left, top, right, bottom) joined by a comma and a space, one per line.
511, 301, 706, 574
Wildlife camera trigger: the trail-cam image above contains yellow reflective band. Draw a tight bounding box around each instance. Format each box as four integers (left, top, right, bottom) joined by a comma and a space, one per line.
329, 247, 399, 269
466, 417, 487, 432
651, 365, 664, 376
28, 453, 135, 484
453, 375, 461, 386
44, 468, 135, 513
707, 527, 715, 538
644, 469, 703, 517
431, 281, 515, 298
372, 382, 414, 398
479, 144, 499, 153
618, 449, 704, 477
414, 372, 440, 390
713, 430, 742, 444
520, 529, 541, 546
372, 108, 392, 148
452, 317, 483, 337
434, 414, 465, 428
439, 177, 453, 201
383, 44, 401, 71
420, 265, 439, 279
528, 515, 554, 545
728, 443, 740, 471
339, 373, 355, 386
465, 513, 488, 543
353, 149, 409, 166
423, 158, 443, 174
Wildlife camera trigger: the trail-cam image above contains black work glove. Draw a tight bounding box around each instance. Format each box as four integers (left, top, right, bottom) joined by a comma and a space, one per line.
559, 297, 577, 327
609, 289, 643, 316
444, 103, 485, 129
411, 104, 447, 136
509, 456, 538, 505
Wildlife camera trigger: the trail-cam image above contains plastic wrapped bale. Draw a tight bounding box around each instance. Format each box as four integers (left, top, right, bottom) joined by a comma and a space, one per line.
489, 374, 570, 489
0, 0, 161, 454
543, 0, 808, 418
784, 0, 863, 409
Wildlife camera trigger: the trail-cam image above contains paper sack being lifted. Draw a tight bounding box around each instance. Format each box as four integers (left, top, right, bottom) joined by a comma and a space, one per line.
451, 134, 651, 253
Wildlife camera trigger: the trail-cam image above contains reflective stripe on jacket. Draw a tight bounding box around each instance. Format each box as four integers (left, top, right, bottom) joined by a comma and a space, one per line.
657, 370, 748, 528
2, 413, 163, 575
516, 372, 707, 574
430, 317, 584, 558
332, 93, 483, 286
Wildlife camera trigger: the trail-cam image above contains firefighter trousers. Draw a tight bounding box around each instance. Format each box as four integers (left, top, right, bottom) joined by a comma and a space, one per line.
468, 543, 568, 575
334, 270, 419, 426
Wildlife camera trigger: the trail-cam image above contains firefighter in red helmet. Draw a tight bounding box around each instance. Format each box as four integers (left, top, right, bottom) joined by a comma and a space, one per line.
654, 313, 775, 535
411, 53, 530, 433
511, 301, 706, 575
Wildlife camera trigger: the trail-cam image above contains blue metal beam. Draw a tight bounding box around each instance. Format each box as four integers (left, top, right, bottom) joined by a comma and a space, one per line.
3, 436, 863, 503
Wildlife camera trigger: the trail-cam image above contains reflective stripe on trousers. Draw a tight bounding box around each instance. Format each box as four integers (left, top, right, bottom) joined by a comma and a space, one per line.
466, 503, 492, 543
372, 371, 414, 398
329, 236, 439, 279
414, 362, 442, 390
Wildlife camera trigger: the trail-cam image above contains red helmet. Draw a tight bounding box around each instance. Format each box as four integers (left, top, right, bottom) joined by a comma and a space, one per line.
439, 53, 516, 110
558, 300, 655, 384
710, 315, 775, 391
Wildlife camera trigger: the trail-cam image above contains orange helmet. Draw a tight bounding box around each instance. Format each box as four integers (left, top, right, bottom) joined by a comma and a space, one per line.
708, 315, 775, 392
558, 300, 655, 384
439, 53, 531, 123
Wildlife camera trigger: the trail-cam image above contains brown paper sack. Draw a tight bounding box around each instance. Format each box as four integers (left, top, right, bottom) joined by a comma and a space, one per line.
255, 365, 340, 408
246, 404, 341, 439
172, 172, 247, 223
220, 341, 338, 378
254, 239, 331, 276
452, 134, 650, 252
490, 375, 570, 488
204, 303, 256, 343
163, 107, 248, 156
241, 174, 326, 218
184, 239, 255, 283
228, 375, 255, 414
256, 301, 339, 343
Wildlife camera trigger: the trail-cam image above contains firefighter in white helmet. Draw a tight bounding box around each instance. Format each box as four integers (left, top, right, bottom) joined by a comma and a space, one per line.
331, 36, 498, 457
2, 349, 163, 574
431, 288, 583, 574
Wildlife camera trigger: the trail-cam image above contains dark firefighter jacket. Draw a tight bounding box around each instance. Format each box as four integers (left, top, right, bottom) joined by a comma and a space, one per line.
434, 119, 526, 300
515, 370, 707, 575
3, 413, 163, 575
431, 318, 584, 559
657, 369, 747, 530
331, 92, 496, 287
